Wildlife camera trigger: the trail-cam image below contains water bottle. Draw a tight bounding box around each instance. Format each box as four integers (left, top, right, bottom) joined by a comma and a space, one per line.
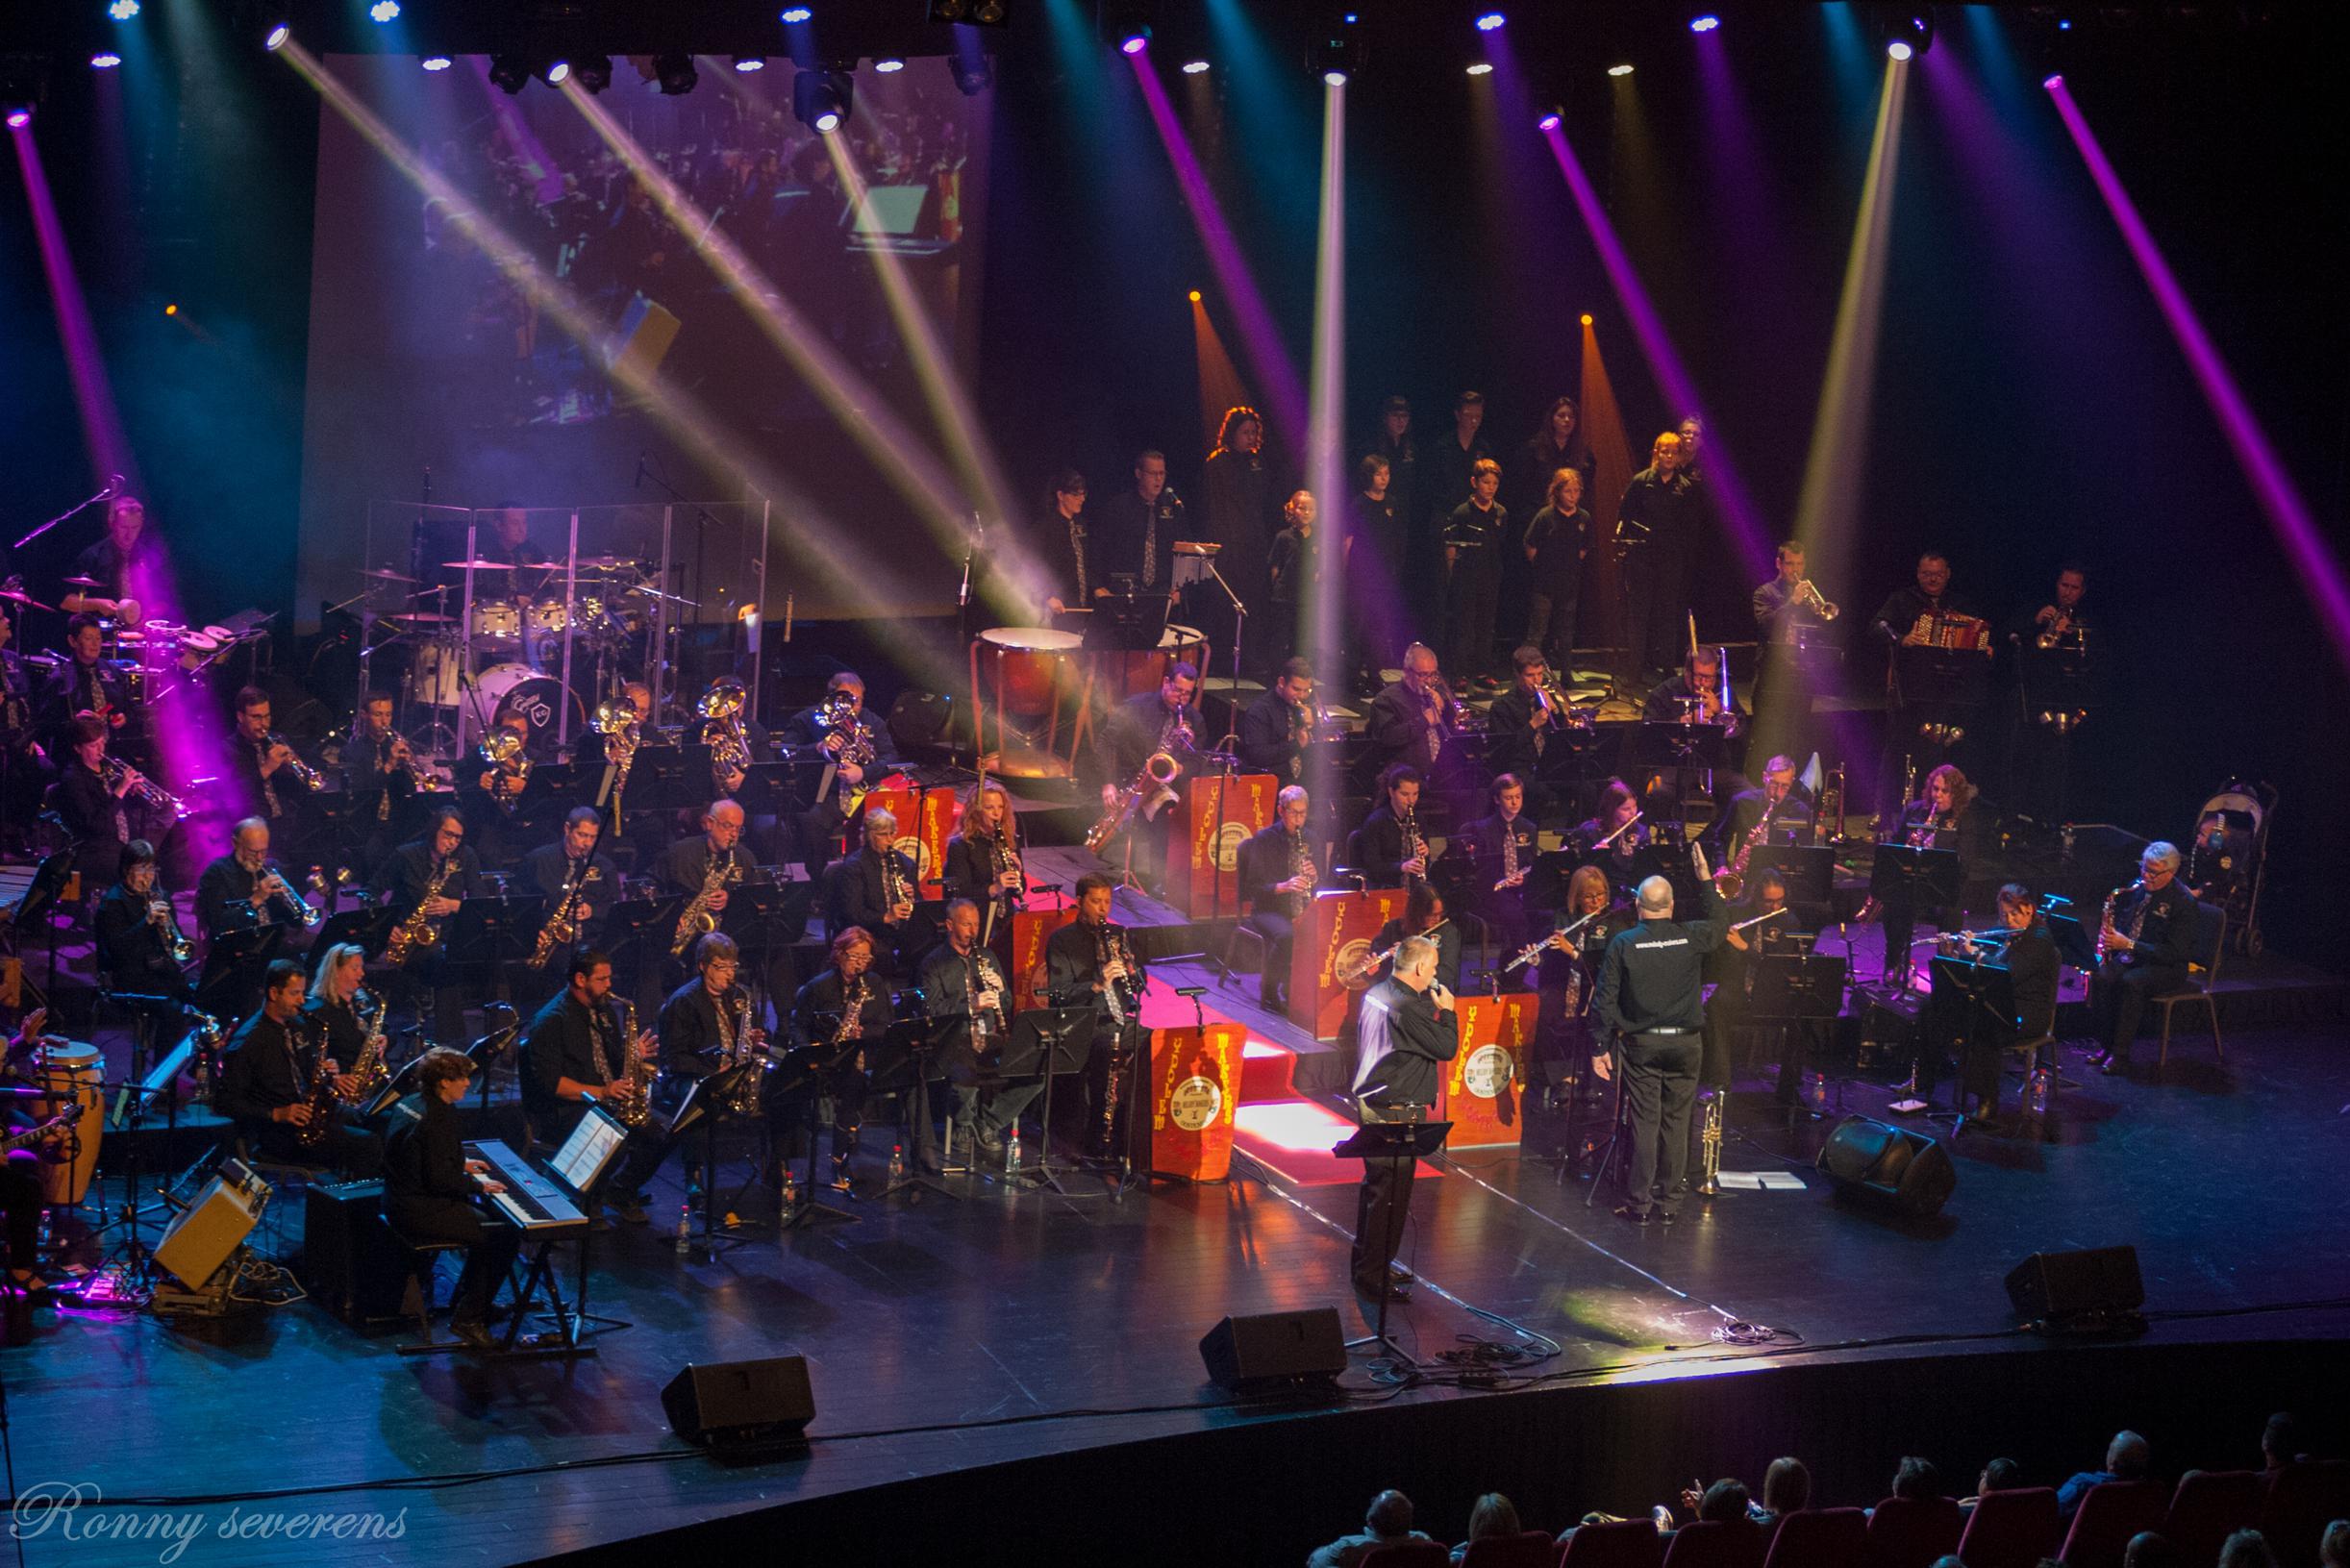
674, 1202, 691, 1257
888, 1143, 908, 1184
780, 1164, 800, 1214
1005, 1123, 1023, 1173
2026, 1065, 2052, 1122
1808, 1070, 1828, 1111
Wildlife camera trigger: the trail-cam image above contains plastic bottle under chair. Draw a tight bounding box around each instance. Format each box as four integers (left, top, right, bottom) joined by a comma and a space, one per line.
674, 1202, 691, 1257
888, 1144, 908, 1184
780, 1165, 800, 1214
1005, 1124, 1022, 1173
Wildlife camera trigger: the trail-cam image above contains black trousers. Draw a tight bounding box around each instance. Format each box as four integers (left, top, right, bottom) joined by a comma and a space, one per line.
1349, 1101, 1419, 1291
1244, 910, 1295, 1004
388, 1195, 521, 1320
2090, 960, 2187, 1060
1623, 545, 1690, 673
3, 1151, 41, 1272
246, 1113, 383, 1179
1622, 1031, 1703, 1216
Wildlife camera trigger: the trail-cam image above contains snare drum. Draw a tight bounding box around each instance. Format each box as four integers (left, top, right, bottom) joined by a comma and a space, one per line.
526, 598, 569, 636
33, 1042, 104, 1207
469, 599, 522, 643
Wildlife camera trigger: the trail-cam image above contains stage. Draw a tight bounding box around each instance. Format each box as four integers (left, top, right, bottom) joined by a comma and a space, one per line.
10, 1011, 2345, 1566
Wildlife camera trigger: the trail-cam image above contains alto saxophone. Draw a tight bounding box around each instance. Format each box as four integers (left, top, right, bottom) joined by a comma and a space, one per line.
671, 852, 741, 957
384, 855, 457, 966
292, 1013, 341, 1151
720, 991, 767, 1116
339, 987, 392, 1103
530, 858, 593, 968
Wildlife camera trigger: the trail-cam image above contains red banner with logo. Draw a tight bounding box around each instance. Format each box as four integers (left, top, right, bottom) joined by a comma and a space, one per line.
1166, 773, 1277, 916
1292, 887, 1405, 1041
1010, 893, 1078, 1014
1147, 1020, 1245, 1182
1438, 991, 1540, 1149
913, 784, 962, 901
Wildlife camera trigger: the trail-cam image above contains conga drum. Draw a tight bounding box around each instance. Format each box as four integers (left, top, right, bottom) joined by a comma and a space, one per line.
33, 1042, 104, 1207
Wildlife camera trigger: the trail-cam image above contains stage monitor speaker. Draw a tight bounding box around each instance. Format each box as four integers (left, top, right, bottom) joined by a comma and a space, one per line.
609, 294, 682, 382
2005, 1245, 2144, 1325
154, 1170, 266, 1290
887, 689, 953, 755
1198, 1307, 1345, 1392
300, 1181, 420, 1327
1815, 1115, 1956, 1219
662, 1357, 815, 1453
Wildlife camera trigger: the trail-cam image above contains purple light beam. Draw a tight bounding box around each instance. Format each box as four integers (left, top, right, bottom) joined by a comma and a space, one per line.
11, 118, 137, 487
2046, 79, 2350, 674
1538, 120, 1772, 583
1127, 49, 1307, 453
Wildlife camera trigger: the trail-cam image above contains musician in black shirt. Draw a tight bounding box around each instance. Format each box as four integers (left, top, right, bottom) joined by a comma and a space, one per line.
1702, 869, 1800, 1092
1486, 647, 1571, 822
1614, 432, 1703, 676
1370, 880, 1462, 994
224, 686, 315, 842
301, 942, 377, 1081
1575, 781, 1651, 901
1091, 665, 1205, 890
2088, 842, 2199, 1074
193, 820, 306, 1025
1041, 874, 1147, 1157
829, 806, 921, 974
518, 951, 658, 1221
1202, 407, 1274, 623
215, 959, 381, 1176
1713, 756, 1812, 860
1365, 643, 1460, 781
1956, 885, 2060, 1122
1420, 390, 1493, 544
917, 900, 1027, 1164
1593, 852, 1729, 1223
342, 692, 420, 873
1521, 466, 1590, 669
517, 808, 616, 994
94, 841, 193, 1008
1343, 456, 1405, 693
1350, 764, 1432, 891
53, 714, 138, 894
1238, 786, 1318, 1011
654, 799, 747, 985
370, 807, 484, 1043
1345, 935, 1457, 1300
382, 1048, 522, 1347
1238, 659, 1317, 788
942, 780, 1025, 947
1643, 646, 1744, 734
790, 927, 894, 1190
781, 672, 895, 859
60, 494, 157, 627
1875, 764, 1984, 989
1038, 469, 1101, 618
1091, 449, 1186, 594
1441, 459, 1508, 682
1450, 773, 1541, 957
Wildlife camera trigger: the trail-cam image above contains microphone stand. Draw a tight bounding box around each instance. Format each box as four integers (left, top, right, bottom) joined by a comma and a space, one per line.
9, 478, 116, 552
1198, 561, 1247, 976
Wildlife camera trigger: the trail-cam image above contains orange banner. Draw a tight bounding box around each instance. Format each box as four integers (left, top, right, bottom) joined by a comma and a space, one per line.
914, 785, 962, 901
1439, 991, 1540, 1149
1147, 1021, 1245, 1182
1166, 773, 1277, 916
1292, 887, 1405, 1041
1010, 894, 1078, 1014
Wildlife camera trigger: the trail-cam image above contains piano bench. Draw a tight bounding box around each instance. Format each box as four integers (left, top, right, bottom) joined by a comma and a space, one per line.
392, 1238, 473, 1357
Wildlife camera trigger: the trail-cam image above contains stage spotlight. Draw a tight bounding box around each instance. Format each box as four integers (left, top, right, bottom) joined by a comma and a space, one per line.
653, 53, 697, 95
1580, 313, 1592, 325
734, 56, 766, 72
2059, 17, 2072, 30
488, 54, 531, 93
107, 0, 140, 18
1538, 111, 1560, 130
546, 61, 573, 85
263, 21, 290, 50
91, 52, 122, 68
1120, 30, 1150, 55
1323, 69, 1347, 87
1475, 11, 1505, 29
368, 0, 399, 21
1188, 289, 1202, 302
874, 57, 906, 73
1888, 39, 1912, 60
569, 55, 612, 92
164, 302, 178, 315
781, 5, 813, 20
1608, 62, 1635, 76
421, 55, 451, 71
4, 109, 29, 130
2042, 72, 2062, 88
931, 0, 1009, 20
1465, 62, 1492, 76
793, 67, 854, 134
976, 0, 1006, 20
1690, 14, 1720, 33
1182, 59, 1210, 74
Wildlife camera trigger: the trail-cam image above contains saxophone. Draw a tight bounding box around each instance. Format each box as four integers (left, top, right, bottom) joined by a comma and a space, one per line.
670, 851, 741, 957
2096, 879, 2143, 964
830, 975, 870, 1077
1715, 798, 1782, 901
607, 998, 653, 1130
291, 1013, 341, 1150
530, 857, 593, 968
720, 990, 767, 1116
384, 855, 458, 966
1285, 829, 1315, 917
338, 987, 392, 1104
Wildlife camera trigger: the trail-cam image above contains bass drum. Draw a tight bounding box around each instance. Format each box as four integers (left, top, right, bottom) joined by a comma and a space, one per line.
476, 662, 586, 746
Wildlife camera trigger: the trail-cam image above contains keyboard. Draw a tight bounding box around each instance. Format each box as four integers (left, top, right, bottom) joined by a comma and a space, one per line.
464, 1139, 588, 1236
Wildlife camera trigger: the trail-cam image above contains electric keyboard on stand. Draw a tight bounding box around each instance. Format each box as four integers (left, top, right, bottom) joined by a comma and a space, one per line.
464, 1139, 588, 1236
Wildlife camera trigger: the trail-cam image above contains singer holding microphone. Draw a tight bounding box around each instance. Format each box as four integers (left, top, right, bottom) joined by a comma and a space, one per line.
1346, 935, 1458, 1302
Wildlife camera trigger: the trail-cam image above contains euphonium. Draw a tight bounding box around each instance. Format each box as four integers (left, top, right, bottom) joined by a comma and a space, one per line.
698, 677, 752, 789
479, 728, 531, 809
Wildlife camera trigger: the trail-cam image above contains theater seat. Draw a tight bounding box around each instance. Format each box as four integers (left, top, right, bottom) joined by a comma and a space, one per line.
1762, 1507, 1867, 1568
1953, 1487, 2059, 1568
1865, 1495, 1962, 1568
1662, 1520, 1764, 1568
1558, 1519, 1663, 1568
2057, 1480, 2169, 1568
2162, 1471, 2263, 1566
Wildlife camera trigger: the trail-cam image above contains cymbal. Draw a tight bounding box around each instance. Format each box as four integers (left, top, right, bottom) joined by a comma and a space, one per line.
571, 556, 642, 571
62, 575, 105, 588
441, 559, 528, 571
0, 588, 53, 610
359, 567, 416, 584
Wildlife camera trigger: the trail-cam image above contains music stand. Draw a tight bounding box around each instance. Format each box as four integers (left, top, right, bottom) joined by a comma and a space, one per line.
1748, 845, 1835, 908
503, 1106, 633, 1356
864, 1009, 958, 1203
194, 923, 286, 1023
316, 906, 394, 961
1866, 845, 1962, 989
997, 1003, 1103, 1199
770, 1041, 860, 1230
1633, 720, 1734, 826
1750, 952, 1850, 1117
667, 1058, 771, 1258
1331, 1117, 1451, 1365
602, 889, 684, 967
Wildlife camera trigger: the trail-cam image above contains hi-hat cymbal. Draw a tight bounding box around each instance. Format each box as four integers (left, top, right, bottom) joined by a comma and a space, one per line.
571, 556, 642, 571
359, 567, 416, 584
442, 559, 530, 571
62, 574, 105, 589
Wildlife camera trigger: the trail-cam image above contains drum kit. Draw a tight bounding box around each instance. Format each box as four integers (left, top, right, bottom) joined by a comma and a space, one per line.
360, 554, 678, 758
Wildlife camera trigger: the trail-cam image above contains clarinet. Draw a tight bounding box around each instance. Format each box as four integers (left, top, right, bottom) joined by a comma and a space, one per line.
1096, 926, 1132, 1152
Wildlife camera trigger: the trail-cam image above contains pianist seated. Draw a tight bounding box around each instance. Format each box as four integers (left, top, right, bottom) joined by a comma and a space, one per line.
382, 1048, 523, 1350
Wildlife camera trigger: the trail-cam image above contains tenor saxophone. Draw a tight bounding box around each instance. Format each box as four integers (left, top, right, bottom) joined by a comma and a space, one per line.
338, 987, 392, 1103
530, 858, 591, 968
720, 991, 766, 1116
608, 998, 653, 1130
671, 853, 740, 957
384, 855, 457, 966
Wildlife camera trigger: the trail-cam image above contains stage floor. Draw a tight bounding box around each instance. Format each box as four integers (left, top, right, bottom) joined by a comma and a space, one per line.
7, 1016, 2346, 1567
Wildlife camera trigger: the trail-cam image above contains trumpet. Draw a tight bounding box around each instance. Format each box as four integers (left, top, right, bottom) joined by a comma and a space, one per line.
262, 862, 322, 927
2034, 609, 2075, 651
265, 732, 325, 791
386, 732, 445, 793
149, 891, 194, 963
99, 755, 192, 820
1797, 578, 1840, 620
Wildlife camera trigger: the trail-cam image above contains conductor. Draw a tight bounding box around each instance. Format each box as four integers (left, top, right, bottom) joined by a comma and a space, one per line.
1592, 847, 1729, 1225
1345, 935, 1458, 1302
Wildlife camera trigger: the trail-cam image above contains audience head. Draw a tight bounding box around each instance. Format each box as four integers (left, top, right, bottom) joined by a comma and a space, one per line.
2317, 1519, 2350, 1568
1697, 1479, 1751, 1525
1464, 1493, 1520, 1543
2108, 1431, 2151, 1480
1928, 1558, 1965, 1568
2261, 1411, 2299, 1469
1892, 1456, 1942, 1501
2216, 1529, 2279, 1568
2123, 1532, 2184, 1568
1363, 1489, 1414, 1539
1979, 1457, 2023, 1494
1762, 1456, 1812, 1516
